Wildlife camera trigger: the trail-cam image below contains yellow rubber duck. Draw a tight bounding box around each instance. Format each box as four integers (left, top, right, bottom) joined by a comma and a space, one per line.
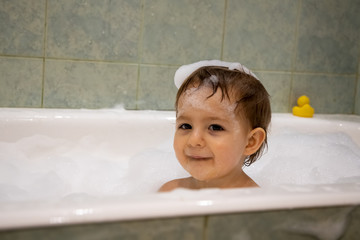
292, 95, 314, 118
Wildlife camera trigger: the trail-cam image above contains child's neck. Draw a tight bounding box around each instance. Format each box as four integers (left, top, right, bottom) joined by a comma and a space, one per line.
189, 169, 258, 189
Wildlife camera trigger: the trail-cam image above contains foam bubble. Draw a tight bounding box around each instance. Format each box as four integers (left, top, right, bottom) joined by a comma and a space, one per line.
245, 131, 360, 186
126, 147, 189, 194
174, 60, 258, 89
207, 75, 219, 85
0, 130, 359, 202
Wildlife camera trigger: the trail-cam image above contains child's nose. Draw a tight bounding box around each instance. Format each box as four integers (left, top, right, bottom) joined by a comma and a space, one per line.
187, 129, 205, 147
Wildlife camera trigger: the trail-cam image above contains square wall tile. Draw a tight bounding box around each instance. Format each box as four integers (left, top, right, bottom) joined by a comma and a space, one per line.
46, 0, 141, 61
291, 73, 356, 114
43, 60, 138, 109
207, 206, 354, 240
0, 0, 45, 56
296, 0, 360, 74
0, 57, 43, 107
138, 65, 178, 110
355, 78, 360, 115
223, 0, 298, 71
0, 216, 204, 240
255, 72, 292, 112
355, 63, 360, 115
342, 206, 360, 239
141, 0, 224, 65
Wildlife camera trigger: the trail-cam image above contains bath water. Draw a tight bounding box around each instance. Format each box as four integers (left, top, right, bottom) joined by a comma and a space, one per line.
0, 130, 359, 202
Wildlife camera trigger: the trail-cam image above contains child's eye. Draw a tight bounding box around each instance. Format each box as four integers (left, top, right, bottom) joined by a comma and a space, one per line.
179, 123, 192, 130
209, 124, 224, 131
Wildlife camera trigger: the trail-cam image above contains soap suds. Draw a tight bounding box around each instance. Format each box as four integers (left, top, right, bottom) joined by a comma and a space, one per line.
0, 126, 359, 201
174, 60, 258, 89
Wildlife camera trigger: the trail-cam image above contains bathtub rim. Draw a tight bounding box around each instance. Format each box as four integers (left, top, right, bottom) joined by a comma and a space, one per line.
0, 108, 359, 230
0, 183, 359, 230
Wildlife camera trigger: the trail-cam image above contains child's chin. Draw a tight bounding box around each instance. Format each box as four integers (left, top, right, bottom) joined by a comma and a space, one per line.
192, 174, 215, 182
185, 166, 217, 182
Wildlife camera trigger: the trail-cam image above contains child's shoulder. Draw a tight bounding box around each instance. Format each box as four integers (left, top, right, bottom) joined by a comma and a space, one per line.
158, 177, 192, 192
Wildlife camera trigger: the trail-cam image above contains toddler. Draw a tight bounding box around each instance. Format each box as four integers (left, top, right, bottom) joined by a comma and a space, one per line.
159, 60, 271, 192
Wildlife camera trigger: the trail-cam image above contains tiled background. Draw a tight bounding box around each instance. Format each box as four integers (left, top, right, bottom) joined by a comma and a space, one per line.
0, 206, 359, 239
0, 0, 359, 114
0, 1, 359, 238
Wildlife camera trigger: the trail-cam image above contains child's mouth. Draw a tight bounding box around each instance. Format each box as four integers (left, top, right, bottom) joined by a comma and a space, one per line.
187, 155, 212, 161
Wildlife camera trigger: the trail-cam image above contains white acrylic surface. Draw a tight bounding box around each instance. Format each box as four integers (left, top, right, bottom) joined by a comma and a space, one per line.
0, 108, 359, 230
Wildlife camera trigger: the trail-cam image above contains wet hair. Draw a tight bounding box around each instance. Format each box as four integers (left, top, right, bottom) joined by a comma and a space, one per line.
175, 66, 271, 166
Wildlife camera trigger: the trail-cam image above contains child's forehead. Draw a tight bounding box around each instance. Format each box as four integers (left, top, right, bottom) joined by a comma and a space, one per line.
178, 86, 237, 113
180, 85, 234, 104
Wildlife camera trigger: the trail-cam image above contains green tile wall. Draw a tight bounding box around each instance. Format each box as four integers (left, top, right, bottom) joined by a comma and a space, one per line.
206, 206, 360, 240
223, 0, 298, 71
1, 0, 359, 113
43, 60, 138, 108
0, 58, 43, 107
0, 206, 359, 239
0, 216, 204, 240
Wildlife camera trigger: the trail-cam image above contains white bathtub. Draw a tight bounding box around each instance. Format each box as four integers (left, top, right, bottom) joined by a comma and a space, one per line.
0, 108, 359, 230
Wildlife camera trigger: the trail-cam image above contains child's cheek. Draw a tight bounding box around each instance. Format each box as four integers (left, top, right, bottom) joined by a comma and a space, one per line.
214, 142, 241, 165
173, 138, 181, 155
173, 136, 186, 161
214, 142, 232, 160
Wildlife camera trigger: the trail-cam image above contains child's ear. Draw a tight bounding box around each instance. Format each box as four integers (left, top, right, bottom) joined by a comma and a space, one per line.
244, 128, 266, 156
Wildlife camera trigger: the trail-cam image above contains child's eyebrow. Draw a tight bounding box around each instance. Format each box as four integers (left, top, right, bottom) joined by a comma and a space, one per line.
206, 116, 231, 123
175, 115, 188, 121
176, 113, 234, 124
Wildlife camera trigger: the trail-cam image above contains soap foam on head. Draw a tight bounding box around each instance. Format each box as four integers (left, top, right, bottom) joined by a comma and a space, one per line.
207, 75, 219, 85
174, 60, 258, 89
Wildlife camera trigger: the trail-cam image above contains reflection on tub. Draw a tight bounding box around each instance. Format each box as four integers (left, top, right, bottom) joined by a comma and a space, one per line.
0, 108, 359, 230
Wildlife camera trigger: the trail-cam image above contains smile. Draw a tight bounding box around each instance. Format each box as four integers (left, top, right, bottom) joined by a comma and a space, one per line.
187, 155, 212, 161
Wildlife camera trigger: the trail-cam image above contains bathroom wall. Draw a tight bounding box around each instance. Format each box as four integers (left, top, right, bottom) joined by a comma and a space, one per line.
0, 0, 359, 114
0, 206, 359, 239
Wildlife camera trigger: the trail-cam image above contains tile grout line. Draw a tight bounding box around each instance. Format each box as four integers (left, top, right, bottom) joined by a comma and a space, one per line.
220, 0, 228, 60
135, 0, 146, 110
289, 0, 302, 112
202, 216, 209, 240
41, 0, 49, 108
0, 54, 356, 78
354, 47, 360, 114
0, 54, 358, 77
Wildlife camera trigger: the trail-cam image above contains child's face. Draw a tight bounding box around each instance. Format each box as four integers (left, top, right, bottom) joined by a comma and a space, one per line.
174, 86, 251, 182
